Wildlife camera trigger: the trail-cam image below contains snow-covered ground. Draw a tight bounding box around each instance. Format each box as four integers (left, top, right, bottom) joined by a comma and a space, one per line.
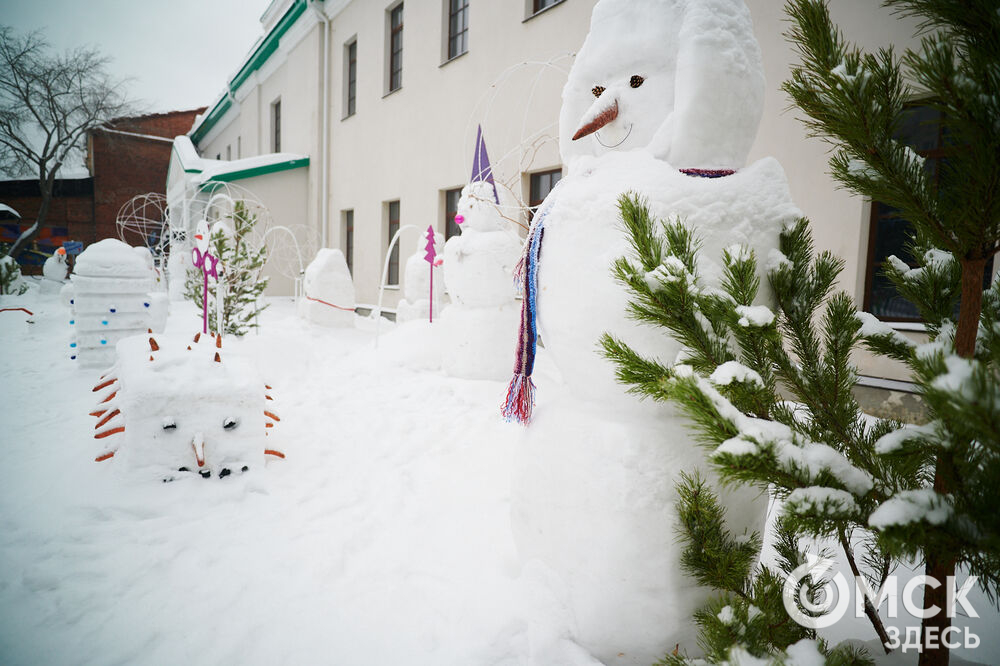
0, 289, 996, 665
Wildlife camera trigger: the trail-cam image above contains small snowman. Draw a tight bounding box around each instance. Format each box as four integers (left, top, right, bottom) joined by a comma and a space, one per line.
40, 246, 68, 293
396, 228, 445, 324
506, 1, 800, 662
439, 131, 522, 379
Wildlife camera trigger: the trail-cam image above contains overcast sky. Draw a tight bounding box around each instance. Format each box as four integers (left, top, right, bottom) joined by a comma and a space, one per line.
3, 0, 272, 114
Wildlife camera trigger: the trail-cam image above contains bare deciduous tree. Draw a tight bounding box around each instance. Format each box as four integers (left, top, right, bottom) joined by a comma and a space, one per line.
0, 26, 131, 259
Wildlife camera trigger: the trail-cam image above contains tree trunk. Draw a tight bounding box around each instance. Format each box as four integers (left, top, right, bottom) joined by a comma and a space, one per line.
6, 171, 55, 260
918, 255, 986, 666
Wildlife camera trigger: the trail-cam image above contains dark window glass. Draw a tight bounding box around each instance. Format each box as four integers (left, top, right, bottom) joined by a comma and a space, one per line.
445, 188, 462, 239
448, 0, 469, 60
389, 5, 403, 92
346, 41, 357, 117
529, 168, 562, 220
864, 103, 989, 321
272, 100, 281, 152
388, 201, 400, 285
533, 0, 561, 14
344, 210, 354, 275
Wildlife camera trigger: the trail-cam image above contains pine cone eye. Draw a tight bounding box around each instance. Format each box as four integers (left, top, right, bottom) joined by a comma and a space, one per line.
592, 85, 605, 98
630, 75, 645, 88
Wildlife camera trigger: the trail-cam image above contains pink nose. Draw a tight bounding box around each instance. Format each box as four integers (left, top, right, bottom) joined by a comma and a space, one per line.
454, 214, 465, 225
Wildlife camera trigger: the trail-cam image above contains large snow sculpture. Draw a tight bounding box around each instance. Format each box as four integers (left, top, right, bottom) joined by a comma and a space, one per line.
69, 239, 160, 368
506, 1, 800, 663
89, 331, 284, 479
396, 230, 445, 324
298, 248, 356, 327
440, 173, 521, 379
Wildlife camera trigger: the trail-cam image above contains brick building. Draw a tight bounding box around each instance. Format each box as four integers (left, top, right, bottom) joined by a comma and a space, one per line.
0, 108, 204, 272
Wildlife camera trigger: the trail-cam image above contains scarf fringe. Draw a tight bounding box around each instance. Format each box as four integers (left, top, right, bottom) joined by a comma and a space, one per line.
501, 373, 536, 424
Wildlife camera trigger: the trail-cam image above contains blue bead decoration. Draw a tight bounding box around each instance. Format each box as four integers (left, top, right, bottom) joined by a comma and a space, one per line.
143, 302, 150, 308
70, 299, 74, 304
70, 342, 77, 348
101, 320, 108, 325
70, 355, 76, 360
100, 340, 107, 345
109, 308, 116, 313
70, 320, 75, 325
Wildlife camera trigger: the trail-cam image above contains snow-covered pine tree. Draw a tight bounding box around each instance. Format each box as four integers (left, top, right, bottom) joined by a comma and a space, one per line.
0, 248, 28, 295
602, 199, 911, 660
662, 471, 872, 665
185, 200, 268, 336
783, 2, 1000, 664
604, 1, 999, 664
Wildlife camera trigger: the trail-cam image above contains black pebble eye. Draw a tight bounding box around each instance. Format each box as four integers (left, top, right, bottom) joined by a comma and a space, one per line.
630, 75, 644, 88
592, 85, 605, 98
223, 417, 239, 431
162, 420, 176, 431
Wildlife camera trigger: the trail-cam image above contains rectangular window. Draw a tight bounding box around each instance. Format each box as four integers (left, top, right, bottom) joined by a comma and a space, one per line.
532, 0, 562, 15
864, 103, 990, 321
529, 168, 562, 220
388, 4, 404, 92
345, 39, 357, 117
387, 200, 400, 286
344, 210, 354, 275
271, 98, 282, 152
445, 187, 462, 239
448, 0, 469, 60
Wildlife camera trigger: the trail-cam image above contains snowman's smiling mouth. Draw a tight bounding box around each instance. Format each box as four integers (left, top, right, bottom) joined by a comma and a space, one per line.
595, 123, 633, 149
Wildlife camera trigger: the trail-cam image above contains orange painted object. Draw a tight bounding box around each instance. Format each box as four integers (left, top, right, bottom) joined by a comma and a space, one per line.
94, 451, 116, 462
93, 378, 116, 392
264, 449, 285, 459
95, 408, 121, 429
94, 426, 125, 439
264, 411, 280, 422
100, 390, 117, 404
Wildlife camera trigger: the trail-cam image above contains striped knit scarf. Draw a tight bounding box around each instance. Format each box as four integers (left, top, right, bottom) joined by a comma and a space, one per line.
501, 168, 735, 424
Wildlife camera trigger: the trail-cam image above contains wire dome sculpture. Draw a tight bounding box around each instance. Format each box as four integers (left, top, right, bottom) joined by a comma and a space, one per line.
465, 53, 576, 230
182, 181, 273, 296
116, 193, 170, 259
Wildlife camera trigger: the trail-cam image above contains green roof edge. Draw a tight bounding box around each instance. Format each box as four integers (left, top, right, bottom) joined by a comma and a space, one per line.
204, 156, 310, 183
190, 0, 316, 145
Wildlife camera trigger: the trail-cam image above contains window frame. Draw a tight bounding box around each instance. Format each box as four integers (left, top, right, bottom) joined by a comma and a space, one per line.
344, 38, 357, 118
445, 0, 469, 62
387, 200, 401, 286
343, 209, 354, 276
386, 3, 404, 94
528, 167, 563, 221
444, 187, 463, 240
525, 0, 565, 20
271, 98, 282, 152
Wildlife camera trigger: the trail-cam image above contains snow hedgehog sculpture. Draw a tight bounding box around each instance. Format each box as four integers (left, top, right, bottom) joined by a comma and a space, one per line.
90, 331, 284, 479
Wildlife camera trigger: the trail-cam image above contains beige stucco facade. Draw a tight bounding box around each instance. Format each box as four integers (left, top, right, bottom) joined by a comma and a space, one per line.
184, 0, 934, 382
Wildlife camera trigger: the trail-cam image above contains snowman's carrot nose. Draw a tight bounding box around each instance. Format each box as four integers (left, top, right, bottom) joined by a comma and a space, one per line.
195, 233, 203, 241
573, 98, 619, 140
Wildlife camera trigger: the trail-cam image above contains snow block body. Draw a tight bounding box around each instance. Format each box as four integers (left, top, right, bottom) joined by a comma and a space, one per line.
89, 332, 283, 478
440, 182, 521, 379
298, 248, 356, 327
510, 0, 793, 661
69, 239, 159, 367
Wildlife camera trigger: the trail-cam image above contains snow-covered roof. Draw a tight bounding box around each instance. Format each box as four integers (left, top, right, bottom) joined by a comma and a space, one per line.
171, 135, 308, 185
0, 203, 20, 218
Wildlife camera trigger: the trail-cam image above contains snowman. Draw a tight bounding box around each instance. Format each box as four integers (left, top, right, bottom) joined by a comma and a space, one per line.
396, 228, 445, 324
439, 133, 522, 380
40, 246, 69, 293
506, 0, 802, 663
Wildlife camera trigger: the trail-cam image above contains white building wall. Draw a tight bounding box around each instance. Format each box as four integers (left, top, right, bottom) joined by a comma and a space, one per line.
190, 0, 928, 379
